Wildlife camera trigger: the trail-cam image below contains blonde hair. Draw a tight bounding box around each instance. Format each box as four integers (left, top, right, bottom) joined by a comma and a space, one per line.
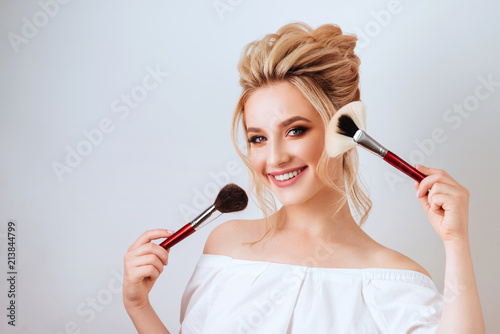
231, 22, 372, 245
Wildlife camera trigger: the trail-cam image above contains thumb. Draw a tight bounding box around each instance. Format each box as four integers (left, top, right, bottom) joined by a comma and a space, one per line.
414, 165, 431, 211
414, 179, 430, 212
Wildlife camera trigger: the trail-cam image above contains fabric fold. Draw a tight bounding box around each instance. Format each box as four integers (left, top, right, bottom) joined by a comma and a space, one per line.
180, 254, 443, 334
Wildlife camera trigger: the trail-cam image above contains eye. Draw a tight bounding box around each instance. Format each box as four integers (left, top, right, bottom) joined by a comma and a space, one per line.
248, 135, 266, 144
287, 126, 308, 136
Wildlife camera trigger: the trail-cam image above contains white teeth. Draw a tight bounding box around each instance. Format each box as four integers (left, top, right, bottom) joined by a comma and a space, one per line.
273, 167, 305, 182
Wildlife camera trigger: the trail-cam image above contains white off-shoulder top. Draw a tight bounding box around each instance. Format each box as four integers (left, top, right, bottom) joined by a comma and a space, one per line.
179, 254, 443, 334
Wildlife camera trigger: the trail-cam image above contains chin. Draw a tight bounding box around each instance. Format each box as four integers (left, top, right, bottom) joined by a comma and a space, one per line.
272, 184, 322, 207
276, 192, 315, 207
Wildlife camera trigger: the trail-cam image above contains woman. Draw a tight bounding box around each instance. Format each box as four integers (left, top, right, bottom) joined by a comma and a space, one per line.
123, 23, 485, 333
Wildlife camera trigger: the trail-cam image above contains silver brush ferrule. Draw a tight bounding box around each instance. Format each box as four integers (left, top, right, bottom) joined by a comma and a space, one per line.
353, 130, 388, 158
190, 205, 216, 231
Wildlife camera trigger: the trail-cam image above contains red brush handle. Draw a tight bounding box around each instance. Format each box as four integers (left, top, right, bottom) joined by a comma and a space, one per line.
383, 151, 426, 182
160, 223, 196, 250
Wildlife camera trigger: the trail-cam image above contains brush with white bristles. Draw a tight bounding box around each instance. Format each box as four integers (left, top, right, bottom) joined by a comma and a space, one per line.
325, 101, 426, 182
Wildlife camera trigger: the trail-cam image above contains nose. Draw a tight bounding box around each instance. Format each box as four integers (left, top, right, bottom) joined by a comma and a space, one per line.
268, 137, 291, 168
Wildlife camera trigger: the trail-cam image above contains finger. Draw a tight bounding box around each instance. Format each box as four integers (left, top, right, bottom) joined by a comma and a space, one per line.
128, 254, 165, 277
416, 173, 458, 198
420, 181, 456, 199
129, 229, 175, 251
416, 189, 431, 213
132, 243, 170, 265
415, 164, 462, 185
414, 164, 447, 177
416, 182, 460, 211
414, 179, 422, 193
428, 193, 452, 213
427, 182, 457, 196
130, 265, 162, 282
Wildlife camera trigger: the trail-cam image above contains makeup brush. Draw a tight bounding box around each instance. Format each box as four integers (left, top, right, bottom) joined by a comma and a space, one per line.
325, 101, 426, 182
160, 183, 248, 250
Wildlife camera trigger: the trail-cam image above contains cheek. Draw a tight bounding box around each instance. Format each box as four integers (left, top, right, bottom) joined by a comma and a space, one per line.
249, 148, 265, 173
299, 134, 324, 164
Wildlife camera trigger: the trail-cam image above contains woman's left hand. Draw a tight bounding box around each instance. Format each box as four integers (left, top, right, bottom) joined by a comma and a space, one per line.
414, 164, 470, 245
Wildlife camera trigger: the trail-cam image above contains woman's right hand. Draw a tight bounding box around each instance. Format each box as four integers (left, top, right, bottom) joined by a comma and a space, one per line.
123, 229, 174, 311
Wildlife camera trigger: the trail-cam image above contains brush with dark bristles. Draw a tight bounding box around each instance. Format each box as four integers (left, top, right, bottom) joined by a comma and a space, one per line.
325, 101, 426, 182
160, 183, 248, 250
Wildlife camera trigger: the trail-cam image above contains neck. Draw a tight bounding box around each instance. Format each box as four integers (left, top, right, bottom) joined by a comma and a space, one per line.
275, 185, 364, 242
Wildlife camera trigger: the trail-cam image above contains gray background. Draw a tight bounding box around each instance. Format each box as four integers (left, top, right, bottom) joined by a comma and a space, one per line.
1, 0, 499, 333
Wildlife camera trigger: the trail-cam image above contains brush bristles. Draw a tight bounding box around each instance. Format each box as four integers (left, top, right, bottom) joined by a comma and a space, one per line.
214, 183, 248, 213
338, 115, 359, 138
325, 101, 367, 157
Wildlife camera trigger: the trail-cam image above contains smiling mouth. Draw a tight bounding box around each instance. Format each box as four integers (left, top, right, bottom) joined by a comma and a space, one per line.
271, 167, 306, 182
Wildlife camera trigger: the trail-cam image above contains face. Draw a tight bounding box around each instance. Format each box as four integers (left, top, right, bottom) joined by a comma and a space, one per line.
244, 81, 338, 206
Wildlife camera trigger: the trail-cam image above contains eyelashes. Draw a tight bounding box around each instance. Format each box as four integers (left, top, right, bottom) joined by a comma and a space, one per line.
248, 126, 309, 144
288, 126, 307, 136
248, 136, 265, 144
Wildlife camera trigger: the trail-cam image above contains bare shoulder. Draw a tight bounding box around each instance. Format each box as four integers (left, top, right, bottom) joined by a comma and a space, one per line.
203, 218, 264, 257
371, 245, 432, 279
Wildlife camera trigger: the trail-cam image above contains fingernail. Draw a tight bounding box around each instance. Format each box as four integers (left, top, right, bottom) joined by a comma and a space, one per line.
167, 230, 175, 234
416, 189, 421, 198
416, 164, 424, 168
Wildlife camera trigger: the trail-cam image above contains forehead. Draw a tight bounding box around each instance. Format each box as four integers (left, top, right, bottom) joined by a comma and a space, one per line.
244, 81, 320, 128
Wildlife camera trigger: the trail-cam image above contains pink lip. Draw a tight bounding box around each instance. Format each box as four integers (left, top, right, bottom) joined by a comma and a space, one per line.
268, 166, 307, 188
268, 166, 306, 176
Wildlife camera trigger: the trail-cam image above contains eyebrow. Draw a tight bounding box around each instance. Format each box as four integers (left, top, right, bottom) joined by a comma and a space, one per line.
246, 116, 312, 134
